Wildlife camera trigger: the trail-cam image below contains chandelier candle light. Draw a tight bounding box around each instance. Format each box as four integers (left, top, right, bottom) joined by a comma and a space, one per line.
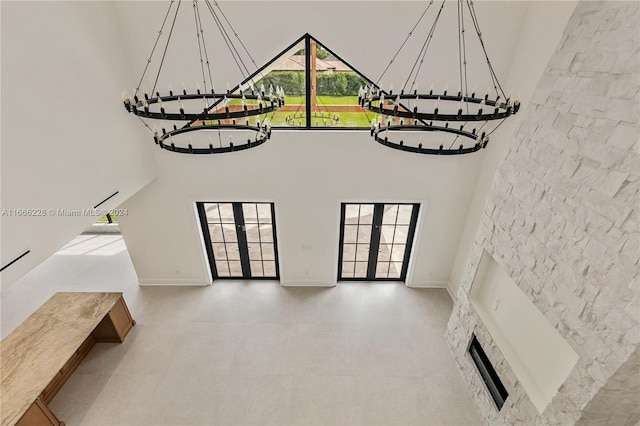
359, 0, 520, 155
122, 0, 283, 154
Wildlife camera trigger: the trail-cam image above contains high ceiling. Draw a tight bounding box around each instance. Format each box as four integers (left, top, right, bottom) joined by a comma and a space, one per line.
114, 1, 529, 100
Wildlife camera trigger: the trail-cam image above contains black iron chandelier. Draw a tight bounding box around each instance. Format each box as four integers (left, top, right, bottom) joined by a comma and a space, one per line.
122, 0, 283, 154
358, 0, 520, 155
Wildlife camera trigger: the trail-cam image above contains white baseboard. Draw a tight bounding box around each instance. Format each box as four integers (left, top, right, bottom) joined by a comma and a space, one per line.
280, 280, 335, 287
446, 284, 457, 302
138, 278, 210, 286
408, 280, 449, 289
83, 223, 120, 234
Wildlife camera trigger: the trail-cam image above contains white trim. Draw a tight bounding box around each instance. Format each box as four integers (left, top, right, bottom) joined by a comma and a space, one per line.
281, 280, 335, 287
407, 280, 449, 288
193, 202, 213, 285
446, 283, 457, 301
332, 201, 342, 286
138, 278, 209, 286
272, 201, 286, 284
85, 223, 120, 234
404, 200, 428, 286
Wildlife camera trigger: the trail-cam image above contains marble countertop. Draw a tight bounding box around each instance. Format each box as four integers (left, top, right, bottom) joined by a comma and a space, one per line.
1, 292, 123, 426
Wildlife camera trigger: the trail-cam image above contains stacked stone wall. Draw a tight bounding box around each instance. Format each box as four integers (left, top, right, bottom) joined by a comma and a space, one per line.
446, 2, 639, 424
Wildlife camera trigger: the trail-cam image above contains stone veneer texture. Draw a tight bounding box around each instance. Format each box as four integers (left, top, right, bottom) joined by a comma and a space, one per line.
446, 1, 639, 425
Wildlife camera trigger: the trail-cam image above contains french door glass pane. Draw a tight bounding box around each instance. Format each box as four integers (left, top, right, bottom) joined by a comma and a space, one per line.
222, 224, 237, 242
344, 225, 357, 243
259, 225, 273, 242
212, 243, 227, 259
345, 205, 360, 224
357, 226, 372, 243
355, 244, 369, 261
218, 203, 235, 222
343, 244, 356, 261
388, 262, 403, 278
375, 262, 389, 278
378, 244, 392, 262
243, 204, 258, 223
246, 224, 260, 242
380, 225, 395, 243
226, 243, 240, 260
391, 245, 405, 262
209, 224, 224, 242
393, 226, 409, 244
354, 262, 368, 278
342, 262, 354, 278
229, 261, 242, 275
205, 203, 222, 222
397, 205, 413, 225
247, 243, 262, 260
257, 204, 272, 223
359, 205, 374, 224
216, 261, 230, 276
250, 261, 264, 277
261, 244, 275, 260
263, 261, 276, 276
382, 204, 398, 224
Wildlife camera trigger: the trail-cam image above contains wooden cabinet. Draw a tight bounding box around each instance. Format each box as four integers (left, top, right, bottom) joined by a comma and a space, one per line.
40, 335, 95, 404
16, 399, 63, 426
4, 293, 135, 426
38, 296, 135, 406
93, 296, 135, 343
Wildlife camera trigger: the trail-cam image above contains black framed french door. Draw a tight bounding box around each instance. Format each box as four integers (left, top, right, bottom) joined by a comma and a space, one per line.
337, 203, 420, 282
197, 202, 280, 280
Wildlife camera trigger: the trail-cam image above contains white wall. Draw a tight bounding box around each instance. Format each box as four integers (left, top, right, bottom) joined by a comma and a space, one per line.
447, 1, 578, 299
118, 130, 483, 286
0, 1, 157, 289
0, 1, 574, 290
114, 0, 535, 287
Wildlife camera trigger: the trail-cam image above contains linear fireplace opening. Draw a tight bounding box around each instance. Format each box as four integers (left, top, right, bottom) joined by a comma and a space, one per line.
468, 334, 509, 411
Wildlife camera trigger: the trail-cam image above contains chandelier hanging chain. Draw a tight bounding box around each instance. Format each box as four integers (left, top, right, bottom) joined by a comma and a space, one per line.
137, 116, 155, 133
151, 0, 182, 97
180, 0, 266, 129
403, 0, 445, 94
448, 135, 461, 150
486, 117, 507, 137
184, 0, 282, 129
376, 0, 434, 85
135, 0, 175, 96
177, 0, 249, 129
204, 0, 250, 79
467, 0, 505, 99
458, 0, 470, 113
193, 0, 209, 93
212, 0, 268, 83
195, 1, 215, 92
399, 1, 444, 127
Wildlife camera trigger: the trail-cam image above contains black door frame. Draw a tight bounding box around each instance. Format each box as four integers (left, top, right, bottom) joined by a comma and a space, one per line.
197, 202, 281, 281
337, 202, 420, 282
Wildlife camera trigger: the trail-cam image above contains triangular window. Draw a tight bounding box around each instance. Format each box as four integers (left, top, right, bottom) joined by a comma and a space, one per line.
231, 34, 378, 129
